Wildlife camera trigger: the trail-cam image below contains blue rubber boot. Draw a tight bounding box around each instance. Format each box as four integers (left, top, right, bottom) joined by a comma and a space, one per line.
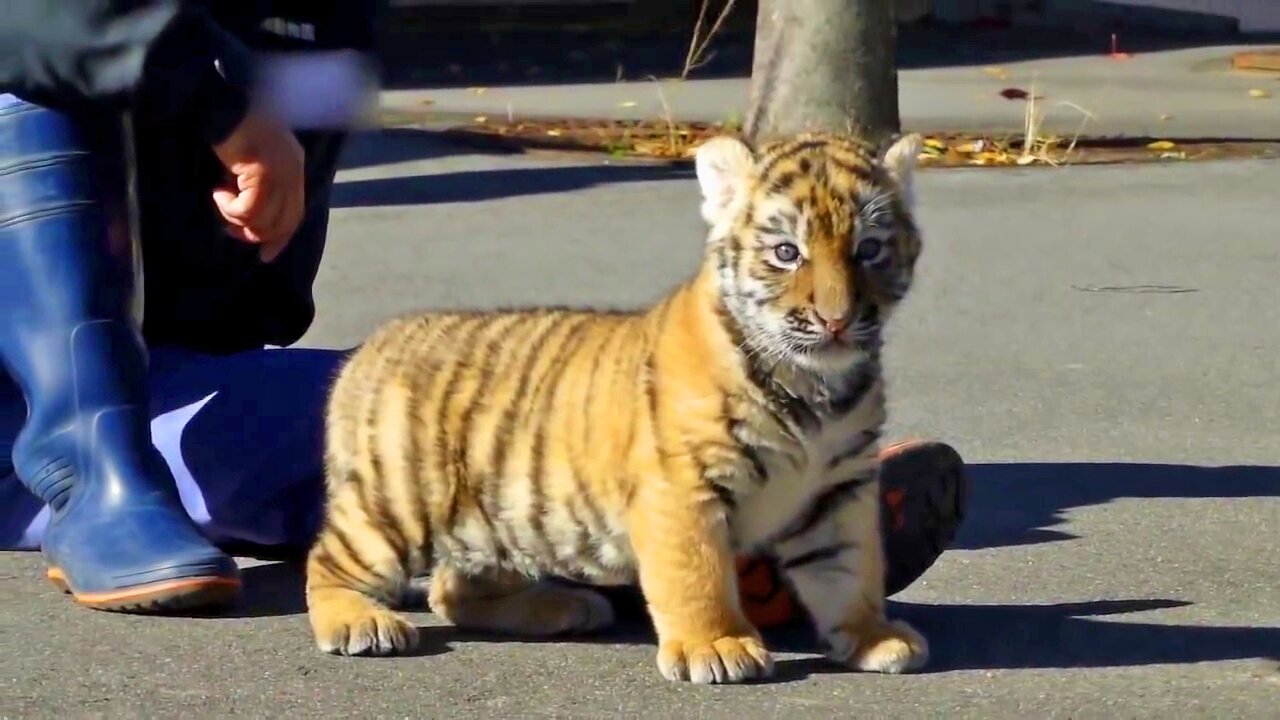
0, 94, 240, 612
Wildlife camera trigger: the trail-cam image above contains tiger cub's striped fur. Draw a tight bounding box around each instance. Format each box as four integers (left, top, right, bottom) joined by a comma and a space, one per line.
305, 131, 930, 684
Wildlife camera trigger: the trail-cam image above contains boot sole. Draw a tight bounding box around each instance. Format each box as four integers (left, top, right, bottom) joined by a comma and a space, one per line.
879, 439, 970, 597
46, 566, 240, 614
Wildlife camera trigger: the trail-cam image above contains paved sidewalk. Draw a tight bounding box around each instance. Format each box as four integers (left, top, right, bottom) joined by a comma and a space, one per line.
384, 45, 1280, 139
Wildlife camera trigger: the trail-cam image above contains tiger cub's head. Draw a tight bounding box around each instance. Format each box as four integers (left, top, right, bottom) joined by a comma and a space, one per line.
694, 131, 924, 374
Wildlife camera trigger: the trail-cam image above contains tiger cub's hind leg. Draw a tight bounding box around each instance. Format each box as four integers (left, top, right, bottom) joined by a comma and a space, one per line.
306, 480, 423, 657
427, 564, 615, 636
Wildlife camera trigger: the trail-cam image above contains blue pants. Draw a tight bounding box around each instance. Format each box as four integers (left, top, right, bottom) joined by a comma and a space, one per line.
0, 346, 343, 553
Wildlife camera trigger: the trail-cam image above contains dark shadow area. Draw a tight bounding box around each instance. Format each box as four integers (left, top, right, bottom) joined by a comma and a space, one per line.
956, 462, 1280, 551
222, 565, 1278, 678
229, 560, 308, 618
331, 161, 694, 209
216, 461, 1278, 680
775, 597, 1279, 678
413, 586, 664, 649
372, 4, 1280, 91
891, 598, 1279, 672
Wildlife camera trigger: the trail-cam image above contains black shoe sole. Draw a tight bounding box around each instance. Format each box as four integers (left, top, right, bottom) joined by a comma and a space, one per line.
879, 440, 970, 597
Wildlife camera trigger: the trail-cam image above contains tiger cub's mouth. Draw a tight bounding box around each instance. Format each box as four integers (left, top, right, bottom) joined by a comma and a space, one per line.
819, 307, 882, 350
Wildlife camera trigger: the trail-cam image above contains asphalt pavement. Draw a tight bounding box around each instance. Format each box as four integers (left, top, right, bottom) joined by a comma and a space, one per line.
2, 129, 1278, 719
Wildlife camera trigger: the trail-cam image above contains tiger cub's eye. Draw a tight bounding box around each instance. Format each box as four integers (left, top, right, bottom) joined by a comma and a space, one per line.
854, 237, 886, 263
774, 243, 800, 263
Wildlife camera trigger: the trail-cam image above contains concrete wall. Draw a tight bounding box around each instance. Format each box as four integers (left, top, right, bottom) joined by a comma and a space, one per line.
1100, 1, 1280, 31
926, 0, 1278, 31
897, 0, 934, 22
928, 0, 1082, 24
388, 0, 635, 5
386, 0, 1279, 32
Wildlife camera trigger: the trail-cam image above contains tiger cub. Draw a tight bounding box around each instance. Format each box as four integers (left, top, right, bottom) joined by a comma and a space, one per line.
305, 131, 930, 684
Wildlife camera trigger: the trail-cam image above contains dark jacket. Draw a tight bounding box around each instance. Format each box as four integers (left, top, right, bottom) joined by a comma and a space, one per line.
0, 1, 376, 143
1, 1, 377, 354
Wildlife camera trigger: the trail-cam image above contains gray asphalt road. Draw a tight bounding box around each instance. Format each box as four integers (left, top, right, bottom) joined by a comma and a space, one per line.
3, 130, 1279, 719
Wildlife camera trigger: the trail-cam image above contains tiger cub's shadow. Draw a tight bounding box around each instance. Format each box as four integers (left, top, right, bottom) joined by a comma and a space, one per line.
393, 576, 821, 655
391, 576, 661, 646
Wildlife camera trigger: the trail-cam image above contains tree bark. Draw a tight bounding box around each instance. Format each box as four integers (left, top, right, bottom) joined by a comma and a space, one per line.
744, 0, 900, 148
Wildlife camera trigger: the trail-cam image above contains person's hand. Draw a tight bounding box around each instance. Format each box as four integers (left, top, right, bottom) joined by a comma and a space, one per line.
210, 107, 305, 263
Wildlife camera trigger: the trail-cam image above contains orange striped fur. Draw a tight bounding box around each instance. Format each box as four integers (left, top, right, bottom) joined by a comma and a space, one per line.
305, 131, 930, 683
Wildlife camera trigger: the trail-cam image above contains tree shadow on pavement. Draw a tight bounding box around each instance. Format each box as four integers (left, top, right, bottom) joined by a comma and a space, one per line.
334, 128, 515, 173
956, 462, 1280, 551
331, 162, 693, 209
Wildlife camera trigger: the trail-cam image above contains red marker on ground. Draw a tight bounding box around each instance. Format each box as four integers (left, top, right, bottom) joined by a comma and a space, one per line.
1110, 33, 1133, 60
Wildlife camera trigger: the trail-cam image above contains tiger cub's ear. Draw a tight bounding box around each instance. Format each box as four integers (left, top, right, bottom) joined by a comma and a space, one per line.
879, 132, 924, 209
695, 136, 755, 228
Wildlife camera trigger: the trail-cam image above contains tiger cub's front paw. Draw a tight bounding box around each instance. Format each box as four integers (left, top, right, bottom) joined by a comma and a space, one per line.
309, 589, 420, 657
656, 633, 775, 684
828, 618, 928, 674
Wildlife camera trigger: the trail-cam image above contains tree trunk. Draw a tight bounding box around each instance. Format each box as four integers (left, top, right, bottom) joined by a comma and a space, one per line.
744, 0, 900, 148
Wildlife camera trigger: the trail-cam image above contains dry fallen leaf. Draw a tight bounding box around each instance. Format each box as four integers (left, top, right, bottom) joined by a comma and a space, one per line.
633, 140, 675, 156
969, 150, 1013, 166
1249, 88, 1272, 99
923, 138, 948, 151
955, 140, 986, 154
473, 115, 488, 123
1016, 155, 1036, 165
1147, 140, 1177, 150
546, 129, 562, 137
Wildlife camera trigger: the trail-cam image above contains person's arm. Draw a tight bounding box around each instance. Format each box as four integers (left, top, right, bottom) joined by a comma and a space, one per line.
2, 0, 305, 260
0, 0, 251, 145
